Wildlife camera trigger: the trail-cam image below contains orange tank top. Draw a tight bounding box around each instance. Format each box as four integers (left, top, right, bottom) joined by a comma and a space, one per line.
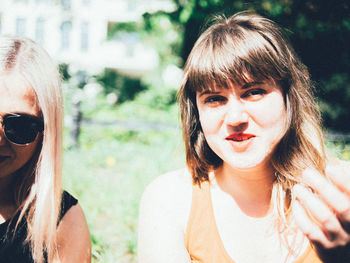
185, 181, 323, 263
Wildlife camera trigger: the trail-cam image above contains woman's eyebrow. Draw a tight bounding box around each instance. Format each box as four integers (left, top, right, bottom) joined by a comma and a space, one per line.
198, 90, 221, 98
198, 81, 264, 97
241, 81, 263, 89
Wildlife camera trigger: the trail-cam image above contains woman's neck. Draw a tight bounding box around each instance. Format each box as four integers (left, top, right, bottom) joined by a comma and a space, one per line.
214, 161, 275, 218
0, 174, 16, 206
0, 175, 16, 223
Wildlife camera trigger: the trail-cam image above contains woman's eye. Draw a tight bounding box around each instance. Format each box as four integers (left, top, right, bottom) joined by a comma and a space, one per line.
242, 89, 266, 100
204, 95, 227, 104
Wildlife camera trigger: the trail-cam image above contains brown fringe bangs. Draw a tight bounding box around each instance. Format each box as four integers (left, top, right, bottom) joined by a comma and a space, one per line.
184, 18, 292, 94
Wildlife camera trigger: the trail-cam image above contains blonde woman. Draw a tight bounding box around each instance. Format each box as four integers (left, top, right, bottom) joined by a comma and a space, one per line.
0, 36, 90, 262
138, 12, 350, 262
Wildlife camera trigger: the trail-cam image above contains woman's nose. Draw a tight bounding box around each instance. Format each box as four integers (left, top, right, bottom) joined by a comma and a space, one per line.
224, 97, 249, 127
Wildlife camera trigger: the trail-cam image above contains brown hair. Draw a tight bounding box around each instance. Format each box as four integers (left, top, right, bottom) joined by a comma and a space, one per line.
178, 12, 326, 190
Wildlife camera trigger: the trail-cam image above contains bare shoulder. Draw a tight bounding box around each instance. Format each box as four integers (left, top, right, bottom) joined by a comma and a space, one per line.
144, 168, 192, 192
57, 203, 91, 263
141, 168, 193, 213
328, 157, 350, 166
339, 159, 350, 167
327, 157, 350, 173
138, 168, 193, 263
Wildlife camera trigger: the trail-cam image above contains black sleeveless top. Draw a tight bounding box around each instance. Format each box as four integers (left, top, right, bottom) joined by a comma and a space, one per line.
0, 191, 78, 263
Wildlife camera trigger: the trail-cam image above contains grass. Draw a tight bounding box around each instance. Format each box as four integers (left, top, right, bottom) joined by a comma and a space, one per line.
325, 140, 350, 160
62, 124, 185, 262
62, 88, 184, 262
62, 95, 350, 262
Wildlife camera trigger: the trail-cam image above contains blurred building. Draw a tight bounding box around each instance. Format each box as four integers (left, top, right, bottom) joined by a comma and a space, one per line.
0, 0, 174, 76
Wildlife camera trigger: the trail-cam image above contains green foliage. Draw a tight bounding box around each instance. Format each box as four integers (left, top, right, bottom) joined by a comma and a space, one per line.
107, 21, 140, 39
134, 67, 180, 111
325, 140, 350, 161
135, 87, 177, 110
63, 121, 184, 262
61, 89, 349, 262
318, 74, 350, 131
58, 63, 71, 81
142, 12, 184, 66
62, 109, 348, 262
95, 69, 147, 103
143, 0, 350, 131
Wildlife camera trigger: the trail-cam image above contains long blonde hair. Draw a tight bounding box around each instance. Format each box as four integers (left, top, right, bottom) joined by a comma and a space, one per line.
0, 36, 63, 263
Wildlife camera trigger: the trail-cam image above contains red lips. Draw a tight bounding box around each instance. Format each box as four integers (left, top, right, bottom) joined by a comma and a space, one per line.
225, 133, 256, 142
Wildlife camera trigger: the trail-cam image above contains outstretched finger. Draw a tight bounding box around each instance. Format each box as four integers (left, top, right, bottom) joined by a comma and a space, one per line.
292, 198, 332, 248
326, 164, 350, 196
293, 184, 349, 243
302, 168, 350, 225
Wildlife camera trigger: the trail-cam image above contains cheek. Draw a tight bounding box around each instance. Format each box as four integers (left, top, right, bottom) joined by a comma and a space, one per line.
198, 108, 224, 135
249, 95, 287, 130
14, 142, 39, 169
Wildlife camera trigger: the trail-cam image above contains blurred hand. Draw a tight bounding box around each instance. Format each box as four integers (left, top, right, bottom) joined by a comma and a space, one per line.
292, 161, 350, 262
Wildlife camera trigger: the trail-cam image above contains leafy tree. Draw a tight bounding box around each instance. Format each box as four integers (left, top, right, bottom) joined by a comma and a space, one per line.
143, 0, 350, 132
95, 69, 146, 104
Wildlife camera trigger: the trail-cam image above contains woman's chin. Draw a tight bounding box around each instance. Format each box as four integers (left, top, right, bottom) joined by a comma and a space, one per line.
223, 151, 272, 170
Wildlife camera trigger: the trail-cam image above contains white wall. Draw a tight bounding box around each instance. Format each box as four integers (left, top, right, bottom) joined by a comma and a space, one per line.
0, 0, 172, 76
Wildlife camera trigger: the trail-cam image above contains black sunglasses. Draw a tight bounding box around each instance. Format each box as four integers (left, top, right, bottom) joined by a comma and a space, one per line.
1, 113, 44, 145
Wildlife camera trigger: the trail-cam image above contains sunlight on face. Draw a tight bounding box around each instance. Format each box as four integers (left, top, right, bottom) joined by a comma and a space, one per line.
0, 73, 41, 178
196, 80, 288, 170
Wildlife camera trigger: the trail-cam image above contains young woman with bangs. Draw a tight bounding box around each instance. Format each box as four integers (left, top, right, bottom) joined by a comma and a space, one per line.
138, 12, 350, 263
0, 36, 91, 262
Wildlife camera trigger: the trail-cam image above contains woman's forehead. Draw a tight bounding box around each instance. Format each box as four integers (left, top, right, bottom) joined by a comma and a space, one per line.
0, 73, 40, 116
195, 76, 266, 91
195, 78, 282, 98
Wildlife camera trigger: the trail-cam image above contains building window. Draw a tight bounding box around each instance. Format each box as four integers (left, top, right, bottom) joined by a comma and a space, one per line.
0, 14, 2, 35
16, 18, 27, 37
60, 21, 72, 50
35, 18, 45, 45
127, 0, 137, 11
122, 33, 138, 57
82, 0, 90, 6
61, 0, 71, 9
36, 0, 53, 3
81, 22, 89, 51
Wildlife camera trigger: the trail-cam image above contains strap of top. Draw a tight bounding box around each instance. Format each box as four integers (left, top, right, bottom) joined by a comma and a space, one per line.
0, 190, 78, 262
184, 181, 323, 263
185, 181, 234, 263
59, 191, 78, 221
294, 245, 323, 263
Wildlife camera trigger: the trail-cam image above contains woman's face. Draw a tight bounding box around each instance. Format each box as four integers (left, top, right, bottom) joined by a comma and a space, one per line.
0, 73, 41, 179
196, 79, 288, 170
